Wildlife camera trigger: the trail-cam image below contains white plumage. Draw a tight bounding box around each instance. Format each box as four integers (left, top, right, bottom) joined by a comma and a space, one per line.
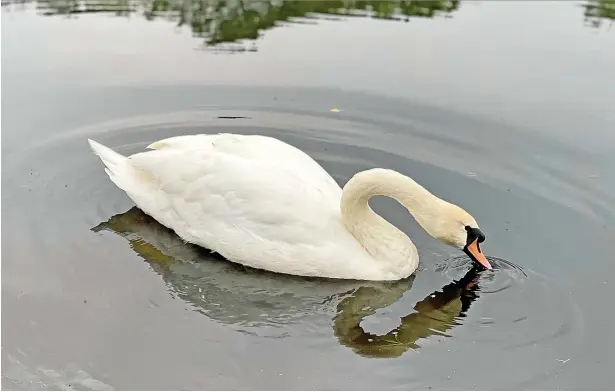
89, 133, 486, 281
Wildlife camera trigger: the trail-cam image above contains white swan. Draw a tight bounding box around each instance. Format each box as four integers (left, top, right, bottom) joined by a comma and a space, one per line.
88, 133, 491, 281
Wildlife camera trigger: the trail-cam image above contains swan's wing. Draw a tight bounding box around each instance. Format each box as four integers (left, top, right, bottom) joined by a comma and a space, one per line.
146, 133, 341, 191
145, 134, 325, 174
125, 137, 354, 274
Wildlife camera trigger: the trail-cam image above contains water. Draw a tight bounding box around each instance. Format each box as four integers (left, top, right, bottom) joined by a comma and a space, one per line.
2, 0, 614, 389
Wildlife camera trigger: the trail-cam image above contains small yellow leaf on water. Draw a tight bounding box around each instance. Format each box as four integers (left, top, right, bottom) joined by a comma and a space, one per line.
330, 108, 341, 112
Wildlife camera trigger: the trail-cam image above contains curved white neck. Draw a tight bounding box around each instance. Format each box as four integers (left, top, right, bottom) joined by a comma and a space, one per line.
340, 168, 443, 274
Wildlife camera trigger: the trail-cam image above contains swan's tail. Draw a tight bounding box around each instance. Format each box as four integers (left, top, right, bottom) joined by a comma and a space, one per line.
88, 139, 135, 191
88, 139, 126, 174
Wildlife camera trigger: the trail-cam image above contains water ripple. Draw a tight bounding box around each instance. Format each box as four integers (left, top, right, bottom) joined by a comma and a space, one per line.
1, 105, 591, 389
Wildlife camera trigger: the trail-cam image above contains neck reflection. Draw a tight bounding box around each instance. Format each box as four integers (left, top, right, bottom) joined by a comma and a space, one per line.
333, 266, 481, 358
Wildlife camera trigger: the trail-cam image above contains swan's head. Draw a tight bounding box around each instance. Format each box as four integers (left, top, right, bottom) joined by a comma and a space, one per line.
341, 168, 492, 270
422, 202, 492, 270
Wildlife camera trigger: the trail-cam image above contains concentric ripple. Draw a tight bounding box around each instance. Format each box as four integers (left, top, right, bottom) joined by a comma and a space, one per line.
436, 255, 528, 294
1, 104, 595, 389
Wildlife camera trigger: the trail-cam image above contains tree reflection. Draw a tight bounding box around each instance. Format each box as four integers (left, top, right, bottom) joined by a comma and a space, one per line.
4, 0, 613, 43
33, 0, 460, 50
92, 206, 482, 357
584, 0, 615, 28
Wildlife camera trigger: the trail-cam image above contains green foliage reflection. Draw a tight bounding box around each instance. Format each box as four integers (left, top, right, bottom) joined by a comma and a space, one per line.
584, 0, 615, 28
34, 0, 460, 48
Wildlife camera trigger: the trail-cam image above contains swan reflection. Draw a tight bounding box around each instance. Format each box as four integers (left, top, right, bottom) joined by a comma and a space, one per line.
92, 207, 482, 357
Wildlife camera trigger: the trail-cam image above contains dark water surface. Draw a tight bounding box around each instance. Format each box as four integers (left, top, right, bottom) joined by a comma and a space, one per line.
2, 1, 615, 389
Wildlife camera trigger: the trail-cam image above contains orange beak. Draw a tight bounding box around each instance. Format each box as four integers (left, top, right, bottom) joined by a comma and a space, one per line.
465, 239, 492, 270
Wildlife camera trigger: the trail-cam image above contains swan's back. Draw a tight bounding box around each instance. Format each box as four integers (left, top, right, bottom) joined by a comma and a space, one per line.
89, 134, 376, 278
